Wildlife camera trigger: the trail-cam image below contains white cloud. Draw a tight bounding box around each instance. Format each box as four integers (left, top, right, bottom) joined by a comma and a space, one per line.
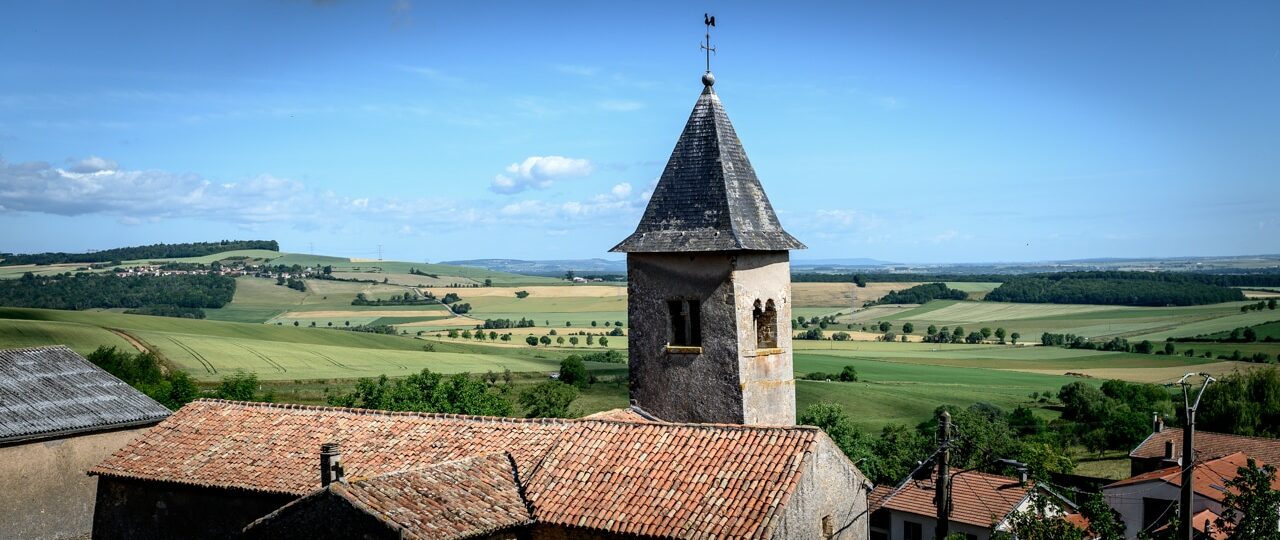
0, 157, 449, 228
0, 155, 654, 236
490, 155, 594, 194
931, 229, 972, 243
69, 156, 118, 173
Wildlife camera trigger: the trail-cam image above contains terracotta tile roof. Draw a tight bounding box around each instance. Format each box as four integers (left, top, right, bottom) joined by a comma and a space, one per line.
1131, 428, 1280, 465
868, 485, 894, 512
245, 453, 533, 540
1153, 509, 1227, 540
877, 470, 1034, 528
1105, 452, 1280, 502
0, 345, 171, 444
1062, 512, 1090, 531
92, 399, 825, 539
525, 419, 815, 538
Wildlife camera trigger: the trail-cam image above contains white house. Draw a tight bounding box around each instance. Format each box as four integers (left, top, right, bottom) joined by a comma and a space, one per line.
1103, 451, 1276, 540
869, 469, 1076, 540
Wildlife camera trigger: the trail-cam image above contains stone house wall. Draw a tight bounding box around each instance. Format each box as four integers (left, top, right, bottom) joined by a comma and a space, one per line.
771, 434, 870, 540
0, 426, 153, 540
91, 476, 293, 540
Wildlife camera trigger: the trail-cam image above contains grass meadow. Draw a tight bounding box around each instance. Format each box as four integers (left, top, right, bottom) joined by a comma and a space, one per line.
3, 258, 1277, 439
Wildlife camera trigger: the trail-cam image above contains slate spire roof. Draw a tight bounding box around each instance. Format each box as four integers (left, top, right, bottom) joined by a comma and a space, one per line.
611, 75, 805, 253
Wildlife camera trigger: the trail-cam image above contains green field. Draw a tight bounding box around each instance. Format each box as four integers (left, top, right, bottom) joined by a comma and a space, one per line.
794, 355, 1074, 430
4, 249, 1278, 434
841, 299, 1278, 342
0, 307, 590, 381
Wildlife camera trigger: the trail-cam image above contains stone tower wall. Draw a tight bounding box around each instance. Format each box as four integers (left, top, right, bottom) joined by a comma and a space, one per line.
626, 252, 744, 424
731, 251, 796, 425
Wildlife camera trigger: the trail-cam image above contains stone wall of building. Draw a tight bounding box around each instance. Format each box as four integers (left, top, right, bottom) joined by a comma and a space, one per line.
0, 426, 152, 540
241, 490, 400, 539
771, 433, 870, 540
91, 477, 294, 540
626, 252, 744, 424
730, 251, 796, 425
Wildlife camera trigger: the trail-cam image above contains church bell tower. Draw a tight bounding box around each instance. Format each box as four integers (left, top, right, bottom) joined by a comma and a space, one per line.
611, 61, 805, 425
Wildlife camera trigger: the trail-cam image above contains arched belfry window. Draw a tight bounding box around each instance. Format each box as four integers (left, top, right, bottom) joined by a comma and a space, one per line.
668, 299, 701, 346
754, 299, 778, 349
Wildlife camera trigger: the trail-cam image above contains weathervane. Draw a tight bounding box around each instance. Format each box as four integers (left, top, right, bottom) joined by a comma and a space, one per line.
700, 13, 716, 74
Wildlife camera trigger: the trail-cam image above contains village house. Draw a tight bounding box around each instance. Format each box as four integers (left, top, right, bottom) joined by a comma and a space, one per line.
868, 469, 1076, 540
1129, 417, 1280, 476
0, 345, 171, 539
90, 400, 870, 539
87, 67, 872, 539
1102, 451, 1279, 539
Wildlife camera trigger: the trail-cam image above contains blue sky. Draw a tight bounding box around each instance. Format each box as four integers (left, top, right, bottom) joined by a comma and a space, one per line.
1, 1, 1277, 263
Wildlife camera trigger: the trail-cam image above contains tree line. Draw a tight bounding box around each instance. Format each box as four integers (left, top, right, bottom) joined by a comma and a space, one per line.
793, 270, 1280, 288
0, 240, 278, 266
86, 346, 278, 409
351, 291, 438, 306
870, 282, 968, 305
987, 276, 1244, 306
0, 272, 236, 310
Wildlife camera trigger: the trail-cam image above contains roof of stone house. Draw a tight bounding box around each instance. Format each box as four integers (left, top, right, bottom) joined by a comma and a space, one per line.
875, 469, 1054, 529
1105, 452, 1279, 502
1131, 427, 1280, 465
867, 485, 894, 512
1062, 512, 1090, 531
244, 453, 534, 540
91, 399, 830, 539
611, 76, 804, 253
0, 345, 171, 444
1152, 509, 1227, 540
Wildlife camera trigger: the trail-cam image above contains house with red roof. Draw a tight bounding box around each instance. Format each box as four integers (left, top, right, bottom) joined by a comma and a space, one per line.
90, 400, 871, 539
867, 468, 1075, 540
1102, 451, 1279, 539
1129, 417, 1280, 476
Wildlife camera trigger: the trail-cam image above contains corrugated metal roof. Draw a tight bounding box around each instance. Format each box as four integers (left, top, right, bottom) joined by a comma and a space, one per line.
611, 78, 805, 253
0, 345, 171, 444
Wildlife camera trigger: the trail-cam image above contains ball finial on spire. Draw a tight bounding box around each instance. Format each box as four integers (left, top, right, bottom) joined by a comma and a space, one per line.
702, 71, 715, 87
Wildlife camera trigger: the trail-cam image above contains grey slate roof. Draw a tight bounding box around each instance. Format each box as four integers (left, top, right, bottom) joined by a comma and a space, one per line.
612, 81, 805, 253
0, 345, 170, 444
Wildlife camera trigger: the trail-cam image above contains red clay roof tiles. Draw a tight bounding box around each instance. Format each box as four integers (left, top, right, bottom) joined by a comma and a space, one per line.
92, 399, 824, 540
246, 452, 534, 540
1132, 428, 1280, 465
876, 470, 1034, 528
1106, 452, 1280, 502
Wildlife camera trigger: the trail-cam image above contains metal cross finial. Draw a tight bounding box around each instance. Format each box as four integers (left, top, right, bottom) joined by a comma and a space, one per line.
700, 13, 717, 73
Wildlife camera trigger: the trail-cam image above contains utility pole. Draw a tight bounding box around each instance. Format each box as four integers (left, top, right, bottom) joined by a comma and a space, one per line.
377, 244, 383, 261
935, 410, 951, 540
1177, 372, 1215, 540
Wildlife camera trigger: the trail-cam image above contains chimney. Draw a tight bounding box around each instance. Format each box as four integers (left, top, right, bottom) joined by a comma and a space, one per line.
320, 442, 344, 487
1153, 413, 1164, 433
